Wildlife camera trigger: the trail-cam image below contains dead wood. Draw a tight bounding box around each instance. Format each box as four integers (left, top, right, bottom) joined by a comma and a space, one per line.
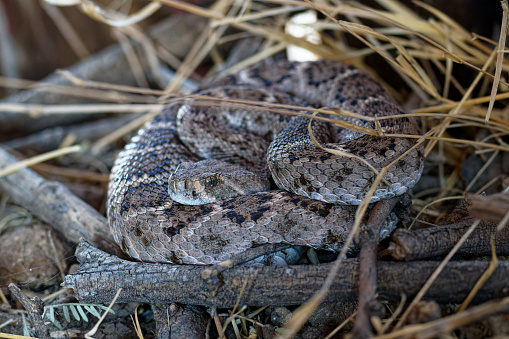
388, 218, 509, 261
468, 192, 509, 224
2, 114, 138, 154
351, 197, 399, 338
64, 240, 509, 308
0, 44, 140, 137
384, 297, 509, 339
8, 283, 50, 339
0, 146, 121, 256
0, 13, 202, 140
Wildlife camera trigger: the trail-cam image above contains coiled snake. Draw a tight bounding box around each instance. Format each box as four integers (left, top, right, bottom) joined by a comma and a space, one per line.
107, 60, 424, 265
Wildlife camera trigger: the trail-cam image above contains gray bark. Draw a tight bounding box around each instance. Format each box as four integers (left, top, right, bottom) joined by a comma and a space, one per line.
64, 241, 509, 308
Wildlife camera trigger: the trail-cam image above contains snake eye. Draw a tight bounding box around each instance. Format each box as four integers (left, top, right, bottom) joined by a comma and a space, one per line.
205, 175, 218, 187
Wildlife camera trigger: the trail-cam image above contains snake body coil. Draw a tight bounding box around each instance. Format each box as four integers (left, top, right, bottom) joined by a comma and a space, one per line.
107, 60, 424, 264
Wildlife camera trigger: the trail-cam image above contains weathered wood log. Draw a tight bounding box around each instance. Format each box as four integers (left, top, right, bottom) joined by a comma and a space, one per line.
63, 241, 509, 308
0, 146, 120, 256
388, 218, 509, 261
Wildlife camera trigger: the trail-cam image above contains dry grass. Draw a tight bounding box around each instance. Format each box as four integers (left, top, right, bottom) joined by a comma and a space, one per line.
1, 0, 508, 338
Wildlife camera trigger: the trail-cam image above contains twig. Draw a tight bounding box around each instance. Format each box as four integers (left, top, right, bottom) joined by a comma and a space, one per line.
388, 218, 509, 260
85, 288, 122, 339
485, 0, 508, 122
8, 284, 50, 339
468, 192, 509, 223
350, 197, 399, 338
2, 114, 138, 154
374, 296, 509, 339
0, 14, 199, 137
0, 145, 81, 178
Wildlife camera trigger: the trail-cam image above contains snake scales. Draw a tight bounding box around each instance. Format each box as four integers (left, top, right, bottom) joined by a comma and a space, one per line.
107, 60, 424, 265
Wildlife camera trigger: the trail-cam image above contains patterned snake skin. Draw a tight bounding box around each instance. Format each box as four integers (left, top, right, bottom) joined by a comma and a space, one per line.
107, 60, 424, 265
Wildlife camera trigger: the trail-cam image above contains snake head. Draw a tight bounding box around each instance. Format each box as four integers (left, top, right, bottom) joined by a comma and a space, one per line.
168, 160, 270, 205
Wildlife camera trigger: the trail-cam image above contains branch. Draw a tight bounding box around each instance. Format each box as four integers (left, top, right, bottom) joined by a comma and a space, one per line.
468, 192, 509, 223
0, 146, 121, 256
9, 284, 50, 339
388, 218, 509, 261
351, 197, 399, 338
64, 241, 509, 308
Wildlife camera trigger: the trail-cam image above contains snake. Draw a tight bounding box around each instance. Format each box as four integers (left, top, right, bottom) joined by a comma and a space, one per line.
107, 60, 424, 265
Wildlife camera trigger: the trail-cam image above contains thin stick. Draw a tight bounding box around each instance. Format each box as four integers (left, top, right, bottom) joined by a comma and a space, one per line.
375, 295, 509, 339
84, 289, 122, 338
351, 198, 400, 338
485, 1, 508, 122
0, 145, 82, 179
